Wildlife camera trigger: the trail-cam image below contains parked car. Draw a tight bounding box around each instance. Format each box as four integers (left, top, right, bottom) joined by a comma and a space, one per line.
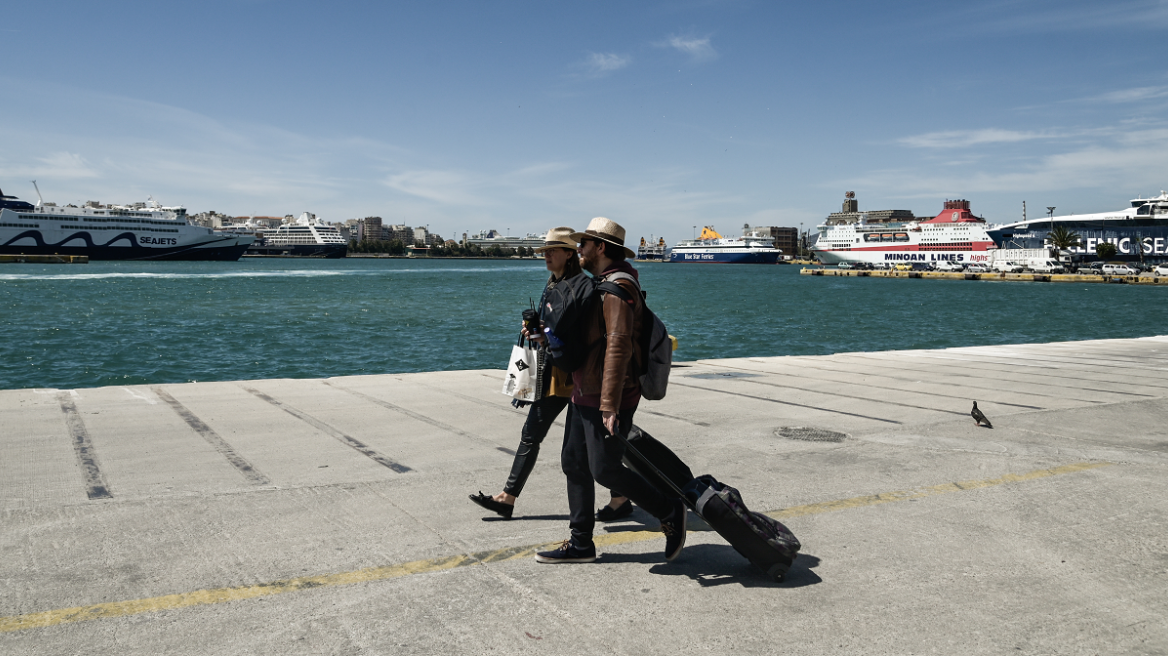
873, 262, 893, 270
838, 262, 854, 269
894, 263, 913, 271
1101, 263, 1138, 275
933, 261, 963, 272
992, 260, 1024, 273
1154, 264, 1168, 277
964, 263, 990, 273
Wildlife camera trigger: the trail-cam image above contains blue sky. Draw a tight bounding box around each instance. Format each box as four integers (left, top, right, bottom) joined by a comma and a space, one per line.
2, 0, 1166, 245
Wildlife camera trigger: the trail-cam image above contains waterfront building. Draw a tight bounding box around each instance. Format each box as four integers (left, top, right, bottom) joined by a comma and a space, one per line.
358, 216, 382, 242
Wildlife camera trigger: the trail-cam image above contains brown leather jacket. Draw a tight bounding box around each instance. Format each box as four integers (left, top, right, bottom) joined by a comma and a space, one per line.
571, 266, 643, 413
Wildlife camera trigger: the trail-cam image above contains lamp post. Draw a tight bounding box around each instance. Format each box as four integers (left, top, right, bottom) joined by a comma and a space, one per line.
1047, 207, 1056, 256
692, 225, 696, 240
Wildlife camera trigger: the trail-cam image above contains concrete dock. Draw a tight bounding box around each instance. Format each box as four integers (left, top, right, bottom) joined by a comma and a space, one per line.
2, 338, 1166, 654
801, 267, 1168, 284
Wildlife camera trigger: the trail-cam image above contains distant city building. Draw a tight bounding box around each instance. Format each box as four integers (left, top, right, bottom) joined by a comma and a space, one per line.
385, 224, 413, 243
825, 193, 915, 225
750, 225, 798, 254
358, 216, 383, 242
413, 226, 430, 245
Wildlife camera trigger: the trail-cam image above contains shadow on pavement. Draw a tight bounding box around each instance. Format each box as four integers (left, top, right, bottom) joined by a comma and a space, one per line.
481, 514, 571, 522
602, 545, 823, 588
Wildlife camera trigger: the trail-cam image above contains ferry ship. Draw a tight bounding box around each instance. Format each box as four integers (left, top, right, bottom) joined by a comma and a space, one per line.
986, 191, 1168, 263
637, 236, 667, 261
669, 226, 782, 264
242, 212, 347, 258
811, 200, 996, 266
0, 183, 253, 260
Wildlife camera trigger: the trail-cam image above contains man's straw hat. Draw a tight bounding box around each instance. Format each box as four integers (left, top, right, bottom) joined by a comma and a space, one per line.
534, 226, 579, 253
569, 217, 636, 259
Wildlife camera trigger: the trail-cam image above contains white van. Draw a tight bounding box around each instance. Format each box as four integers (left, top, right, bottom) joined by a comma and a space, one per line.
992, 261, 1024, 273
1027, 259, 1064, 273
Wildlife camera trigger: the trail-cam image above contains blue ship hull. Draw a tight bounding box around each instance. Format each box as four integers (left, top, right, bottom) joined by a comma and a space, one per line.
0, 230, 251, 261
669, 250, 781, 264
988, 219, 1168, 262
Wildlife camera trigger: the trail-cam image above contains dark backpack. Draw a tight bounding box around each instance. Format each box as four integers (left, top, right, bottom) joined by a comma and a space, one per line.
539, 273, 602, 372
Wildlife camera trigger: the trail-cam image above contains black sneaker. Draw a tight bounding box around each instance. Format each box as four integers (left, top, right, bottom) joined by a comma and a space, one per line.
660, 500, 688, 561
535, 539, 597, 564
595, 499, 634, 522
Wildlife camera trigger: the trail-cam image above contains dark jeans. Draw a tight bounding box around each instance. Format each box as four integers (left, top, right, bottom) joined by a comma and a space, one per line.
561, 403, 671, 546
503, 395, 570, 497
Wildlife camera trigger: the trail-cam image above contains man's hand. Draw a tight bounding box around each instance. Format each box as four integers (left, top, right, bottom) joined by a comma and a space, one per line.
602, 411, 618, 436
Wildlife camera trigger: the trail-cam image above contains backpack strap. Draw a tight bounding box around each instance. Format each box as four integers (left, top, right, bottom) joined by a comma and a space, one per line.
597, 271, 642, 305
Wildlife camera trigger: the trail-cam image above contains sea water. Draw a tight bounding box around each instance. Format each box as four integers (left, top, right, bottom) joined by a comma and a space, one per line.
1, 258, 1165, 390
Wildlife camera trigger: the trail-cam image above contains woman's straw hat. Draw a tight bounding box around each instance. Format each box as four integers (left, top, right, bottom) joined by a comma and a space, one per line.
534, 226, 579, 253
569, 217, 637, 259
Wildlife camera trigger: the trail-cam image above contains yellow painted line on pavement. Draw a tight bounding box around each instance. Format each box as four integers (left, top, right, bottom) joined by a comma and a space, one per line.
0, 460, 1112, 634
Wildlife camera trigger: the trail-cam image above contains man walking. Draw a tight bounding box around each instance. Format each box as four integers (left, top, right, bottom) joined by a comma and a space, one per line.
535, 217, 686, 564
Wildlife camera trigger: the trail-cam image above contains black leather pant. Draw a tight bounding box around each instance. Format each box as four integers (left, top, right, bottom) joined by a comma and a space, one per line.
502, 395, 570, 497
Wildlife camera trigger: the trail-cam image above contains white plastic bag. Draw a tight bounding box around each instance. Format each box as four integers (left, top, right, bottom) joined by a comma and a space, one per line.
501, 341, 542, 402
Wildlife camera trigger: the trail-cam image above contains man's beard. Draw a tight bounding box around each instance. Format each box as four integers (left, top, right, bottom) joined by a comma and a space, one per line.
579, 251, 599, 274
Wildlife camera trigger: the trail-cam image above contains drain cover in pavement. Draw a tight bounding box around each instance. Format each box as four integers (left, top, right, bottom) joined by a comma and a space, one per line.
777, 426, 848, 442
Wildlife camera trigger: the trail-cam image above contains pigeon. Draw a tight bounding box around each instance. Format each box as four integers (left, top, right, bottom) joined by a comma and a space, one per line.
971, 401, 992, 428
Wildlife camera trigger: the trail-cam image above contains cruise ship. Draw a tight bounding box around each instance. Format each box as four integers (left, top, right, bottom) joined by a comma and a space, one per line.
0, 184, 253, 260
811, 200, 996, 266
987, 191, 1168, 263
669, 226, 782, 264
637, 236, 667, 261
242, 212, 348, 258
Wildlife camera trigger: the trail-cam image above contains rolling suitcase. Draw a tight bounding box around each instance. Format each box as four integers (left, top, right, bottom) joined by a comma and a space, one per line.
621, 425, 694, 499
618, 427, 802, 581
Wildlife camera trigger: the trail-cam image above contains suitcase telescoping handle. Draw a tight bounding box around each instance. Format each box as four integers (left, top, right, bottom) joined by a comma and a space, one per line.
612, 430, 699, 513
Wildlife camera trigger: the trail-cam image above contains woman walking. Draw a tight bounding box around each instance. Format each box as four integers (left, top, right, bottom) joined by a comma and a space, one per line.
470, 227, 629, 520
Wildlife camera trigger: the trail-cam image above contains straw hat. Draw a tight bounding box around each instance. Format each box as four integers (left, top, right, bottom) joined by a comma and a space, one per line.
534, 226, 579, 253
569, 217, 636, 259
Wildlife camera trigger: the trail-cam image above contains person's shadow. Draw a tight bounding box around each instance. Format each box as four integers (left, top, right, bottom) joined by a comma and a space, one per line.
600, 545, 822, 588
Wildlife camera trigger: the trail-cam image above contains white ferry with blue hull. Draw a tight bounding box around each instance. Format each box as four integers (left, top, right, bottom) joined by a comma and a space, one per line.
0, 184, 253, 261
987, 191, 1168, 262
669, 226, 782, 264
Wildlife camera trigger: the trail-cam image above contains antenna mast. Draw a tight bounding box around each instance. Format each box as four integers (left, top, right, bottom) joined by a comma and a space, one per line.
31, 180, 43, 207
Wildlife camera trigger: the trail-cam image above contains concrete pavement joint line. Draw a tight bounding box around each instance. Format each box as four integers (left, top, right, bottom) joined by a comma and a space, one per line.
845, 355, 1138, 400
56, 392, 112, 500
241, 387, 412, 474
669, 381, 902, 424
152, 387, 270, 486
323, 380, 509, 454
904, 352, 1168, 382
637, 408, 712, 427
0, 460, 1111, 634
734, 375, 970, 416
695, 361, 1046, 410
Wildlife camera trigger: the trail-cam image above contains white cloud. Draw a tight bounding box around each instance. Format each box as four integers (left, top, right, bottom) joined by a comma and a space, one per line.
584, 52, 630, 76
855, 123, 1168, 198
383, 169, 485, 205
898, 129, 1054, 148
663, 36, 717, 62
1082, 86, 1168, 104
